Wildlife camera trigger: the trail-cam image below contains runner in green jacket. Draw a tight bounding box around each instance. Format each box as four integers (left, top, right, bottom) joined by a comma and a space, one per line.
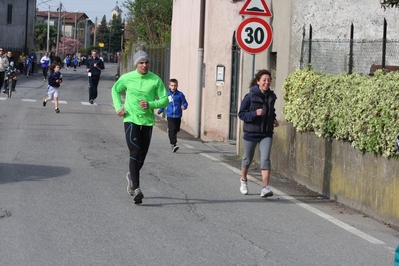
111, 50, 168, 204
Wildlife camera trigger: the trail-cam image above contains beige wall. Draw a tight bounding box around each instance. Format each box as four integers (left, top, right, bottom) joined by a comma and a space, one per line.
170, 0, 202, 136
171, 0, 252, 142
201, 1, 243, 141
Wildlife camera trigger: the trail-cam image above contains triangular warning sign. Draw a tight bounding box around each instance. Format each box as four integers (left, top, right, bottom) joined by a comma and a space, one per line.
239, 0, 272, 17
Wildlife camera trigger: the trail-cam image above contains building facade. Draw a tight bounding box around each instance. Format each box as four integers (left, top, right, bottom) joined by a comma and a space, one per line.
0, 0, 36, 52
36, 11, 93, 54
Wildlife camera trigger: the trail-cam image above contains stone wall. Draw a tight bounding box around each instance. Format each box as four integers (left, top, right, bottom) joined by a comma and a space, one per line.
270, 122, 399, 226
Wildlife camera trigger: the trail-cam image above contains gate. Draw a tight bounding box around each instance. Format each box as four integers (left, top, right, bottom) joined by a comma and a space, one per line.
228, 33, 240, 143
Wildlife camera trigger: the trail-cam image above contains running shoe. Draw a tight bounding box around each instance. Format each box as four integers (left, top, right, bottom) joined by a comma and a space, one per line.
240, 179, 248, 195
172, 145, 179, 153
132, 188, 144, 204
260, 186, 273, 198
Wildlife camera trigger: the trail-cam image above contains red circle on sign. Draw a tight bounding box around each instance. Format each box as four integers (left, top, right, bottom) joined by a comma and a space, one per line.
236, 17, 273, 54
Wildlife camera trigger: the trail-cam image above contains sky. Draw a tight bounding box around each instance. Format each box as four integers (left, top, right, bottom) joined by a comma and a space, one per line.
36, 0, 129, 22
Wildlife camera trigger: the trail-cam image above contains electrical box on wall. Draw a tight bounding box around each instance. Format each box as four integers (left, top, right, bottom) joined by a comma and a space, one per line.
216, 65, 225, 86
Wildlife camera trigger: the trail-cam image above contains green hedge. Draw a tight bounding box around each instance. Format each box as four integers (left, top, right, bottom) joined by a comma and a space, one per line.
283, 68, 399, 158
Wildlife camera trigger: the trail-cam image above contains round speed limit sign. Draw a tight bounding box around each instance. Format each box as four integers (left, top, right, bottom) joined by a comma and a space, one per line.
236, 17, 273, 54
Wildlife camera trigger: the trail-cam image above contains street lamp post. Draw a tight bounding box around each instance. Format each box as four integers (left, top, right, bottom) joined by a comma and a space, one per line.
108, 26, 111, 62
36, 0, 52, 52
47, 6, 50, 52
93, 17, 97, 47
84, 18, 91, 49
74, 12, 78, 54
120, 29, 124, 52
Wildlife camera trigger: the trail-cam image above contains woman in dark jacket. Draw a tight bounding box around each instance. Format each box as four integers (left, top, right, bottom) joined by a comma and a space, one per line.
238, 69, 279, 197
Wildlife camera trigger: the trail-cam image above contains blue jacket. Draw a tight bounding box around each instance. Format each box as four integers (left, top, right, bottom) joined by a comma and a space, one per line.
158, 89, 188, 118
40, 56, 50, 68
48, 71, 62, 88
238, 85, 277, 141
24, 57, 31, 69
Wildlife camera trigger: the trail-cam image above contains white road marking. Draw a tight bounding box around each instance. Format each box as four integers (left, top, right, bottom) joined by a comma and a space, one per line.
200, 153, 219, 161
81, 102, 98, 106
22, 99, 37, 102
42, 100, 67, 104
200, 152, 386, 245
184, 144, 194, 149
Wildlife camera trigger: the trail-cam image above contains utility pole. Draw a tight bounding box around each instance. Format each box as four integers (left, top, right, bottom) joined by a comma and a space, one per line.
47, 6, 50, 52
84, 18, 88, 49
93, 17, 97, 47
56, 2, 62, 55
74, 12, 78, 54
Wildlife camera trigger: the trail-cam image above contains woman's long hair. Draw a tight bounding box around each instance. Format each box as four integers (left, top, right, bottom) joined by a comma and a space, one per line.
249, 69, 272, 87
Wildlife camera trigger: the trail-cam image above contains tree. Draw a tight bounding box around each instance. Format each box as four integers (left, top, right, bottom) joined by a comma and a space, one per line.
381, 0, 399, 9
35, 22, 58, 51
60, 37, 80, 55
96, 15, 110, 55
124, 0, 173, 45
110, 14, 124, 53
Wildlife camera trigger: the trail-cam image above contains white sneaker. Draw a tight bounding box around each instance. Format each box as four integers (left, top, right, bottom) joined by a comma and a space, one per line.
260, 186, 273, 198
240, 179, 248, 195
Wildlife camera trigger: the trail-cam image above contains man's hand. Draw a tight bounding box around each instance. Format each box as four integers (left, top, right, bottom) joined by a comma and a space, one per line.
116, 108, 127, 117
140, 100, 148, 109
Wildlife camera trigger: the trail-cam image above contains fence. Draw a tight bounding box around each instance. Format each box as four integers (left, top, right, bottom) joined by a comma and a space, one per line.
300, 21, 399, 75
121, 43, 170, 86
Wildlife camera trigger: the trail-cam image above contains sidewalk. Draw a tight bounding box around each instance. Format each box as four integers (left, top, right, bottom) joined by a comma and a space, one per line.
155, 115, 333, 204
154, 115, 237, 155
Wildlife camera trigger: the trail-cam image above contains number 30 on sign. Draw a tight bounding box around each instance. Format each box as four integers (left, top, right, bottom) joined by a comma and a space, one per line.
236, 17, 273, 54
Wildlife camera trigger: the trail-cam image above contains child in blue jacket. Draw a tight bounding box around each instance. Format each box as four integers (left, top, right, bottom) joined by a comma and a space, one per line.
72, 56, 79, 71
24, 56, 32, 77
158, 78, 188, 153
42, 64, 63, 113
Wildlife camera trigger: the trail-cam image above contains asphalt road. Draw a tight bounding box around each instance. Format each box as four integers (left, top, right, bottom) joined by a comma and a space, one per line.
0, 64, 398, 266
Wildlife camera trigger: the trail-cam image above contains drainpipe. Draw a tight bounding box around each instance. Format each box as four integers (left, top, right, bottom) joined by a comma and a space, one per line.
195, 0, 206, 138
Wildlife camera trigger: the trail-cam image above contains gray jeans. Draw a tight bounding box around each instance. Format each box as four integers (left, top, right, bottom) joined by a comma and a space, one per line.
241, 137, 273, 170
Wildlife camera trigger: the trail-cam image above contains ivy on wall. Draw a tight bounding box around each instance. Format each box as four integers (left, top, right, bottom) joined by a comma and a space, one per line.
283, 68, 399, 158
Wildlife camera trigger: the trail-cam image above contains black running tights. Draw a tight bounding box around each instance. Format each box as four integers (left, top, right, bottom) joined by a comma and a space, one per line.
124, 122, 153, 190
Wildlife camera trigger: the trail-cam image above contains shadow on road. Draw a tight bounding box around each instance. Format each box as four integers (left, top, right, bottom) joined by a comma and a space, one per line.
0, 163, 71, 184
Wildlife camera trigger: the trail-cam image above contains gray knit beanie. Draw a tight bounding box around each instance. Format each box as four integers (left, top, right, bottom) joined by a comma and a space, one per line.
133, 50, 150, 67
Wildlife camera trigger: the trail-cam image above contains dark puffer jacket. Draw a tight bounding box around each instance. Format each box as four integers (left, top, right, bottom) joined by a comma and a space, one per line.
238, 85, 277, 141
